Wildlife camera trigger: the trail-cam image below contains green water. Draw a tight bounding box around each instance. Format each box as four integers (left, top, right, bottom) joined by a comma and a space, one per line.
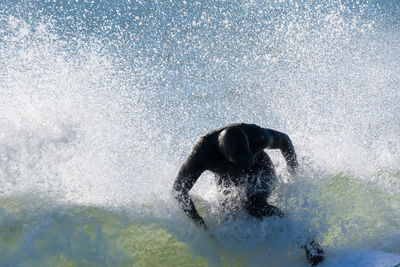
0, 198, 208, 267
1, 173, 399, 266
317, 173, 400, 249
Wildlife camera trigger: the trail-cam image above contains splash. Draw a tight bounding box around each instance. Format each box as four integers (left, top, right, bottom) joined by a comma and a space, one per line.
0, 0, 399, 265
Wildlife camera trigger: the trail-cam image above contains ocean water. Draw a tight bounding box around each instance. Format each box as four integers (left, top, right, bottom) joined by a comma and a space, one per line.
0, 0, 399, 266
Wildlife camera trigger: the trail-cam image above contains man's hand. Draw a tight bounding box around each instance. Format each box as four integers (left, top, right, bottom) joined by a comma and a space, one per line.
198, 222, 216, 240
194, 214, 207, 230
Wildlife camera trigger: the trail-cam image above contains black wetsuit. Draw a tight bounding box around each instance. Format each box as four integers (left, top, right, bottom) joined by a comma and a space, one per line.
172, 123, 324, 265
173, 123, 297, 225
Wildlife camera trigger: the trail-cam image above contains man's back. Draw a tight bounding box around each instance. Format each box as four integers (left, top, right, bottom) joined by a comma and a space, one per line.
182, 123, 276, 176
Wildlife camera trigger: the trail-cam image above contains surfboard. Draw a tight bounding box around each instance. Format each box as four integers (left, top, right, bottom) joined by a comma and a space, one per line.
320, 248, 400, 267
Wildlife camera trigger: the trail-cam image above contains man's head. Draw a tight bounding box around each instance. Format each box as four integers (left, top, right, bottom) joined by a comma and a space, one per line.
218, 127, 253, 165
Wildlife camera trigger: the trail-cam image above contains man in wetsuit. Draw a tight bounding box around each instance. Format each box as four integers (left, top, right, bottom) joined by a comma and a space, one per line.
172, 123, 324, 265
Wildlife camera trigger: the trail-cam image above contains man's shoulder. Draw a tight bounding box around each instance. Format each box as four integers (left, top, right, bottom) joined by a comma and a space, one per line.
194, 130, 218, 151
190, 126, 228, 158
184, 132, 220, 171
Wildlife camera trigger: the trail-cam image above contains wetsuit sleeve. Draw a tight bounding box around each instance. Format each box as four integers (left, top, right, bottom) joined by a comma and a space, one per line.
172, 154, 207, 228
261, 128, 299, 175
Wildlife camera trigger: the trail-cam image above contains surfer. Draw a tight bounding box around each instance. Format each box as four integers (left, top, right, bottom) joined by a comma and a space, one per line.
172, 123, 324, 265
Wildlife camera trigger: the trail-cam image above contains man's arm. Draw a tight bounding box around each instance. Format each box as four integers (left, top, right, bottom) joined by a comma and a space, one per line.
172, 155, 207, 228
257, 127, 298, 174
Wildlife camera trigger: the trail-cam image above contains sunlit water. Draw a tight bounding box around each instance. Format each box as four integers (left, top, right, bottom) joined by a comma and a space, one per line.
0, 0, 399, 266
